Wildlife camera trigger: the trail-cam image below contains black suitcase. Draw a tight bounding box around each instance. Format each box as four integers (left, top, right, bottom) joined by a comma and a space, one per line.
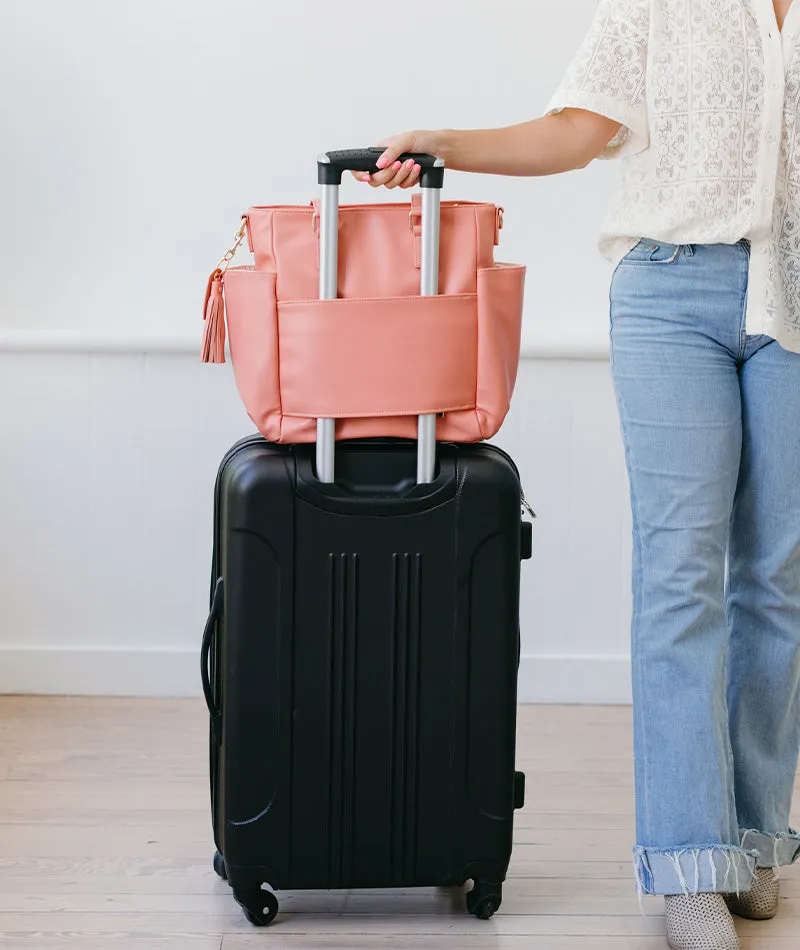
200, 149, 533, 926
202, 436, 533, 925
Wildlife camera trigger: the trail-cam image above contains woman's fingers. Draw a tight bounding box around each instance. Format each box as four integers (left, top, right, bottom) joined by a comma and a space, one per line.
350, 133, 424, 189
367, 160, 404, 187
400, 164, 421, 189
374, 135, 417, 170
382, 158, 418, 189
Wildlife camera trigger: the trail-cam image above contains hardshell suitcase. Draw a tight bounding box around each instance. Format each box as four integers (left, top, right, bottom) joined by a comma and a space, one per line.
201, 151, 533, 926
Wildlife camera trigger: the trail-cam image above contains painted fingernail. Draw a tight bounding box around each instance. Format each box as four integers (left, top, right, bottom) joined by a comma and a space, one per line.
393, 161, 402, 170
376, 156, 388, 169
414, 164, 421, 174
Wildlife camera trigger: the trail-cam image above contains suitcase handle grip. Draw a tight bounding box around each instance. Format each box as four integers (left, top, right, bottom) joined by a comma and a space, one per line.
318, 148, 444, 188
201, 578, 224, 744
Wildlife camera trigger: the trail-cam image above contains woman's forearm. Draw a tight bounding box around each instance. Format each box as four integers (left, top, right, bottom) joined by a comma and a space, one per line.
360, 111, 623, 188
433, 112, 622, 177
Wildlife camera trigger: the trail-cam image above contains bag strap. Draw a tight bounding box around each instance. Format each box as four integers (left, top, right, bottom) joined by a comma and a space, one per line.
311, 197, 426, 269
411, 193, 423, 269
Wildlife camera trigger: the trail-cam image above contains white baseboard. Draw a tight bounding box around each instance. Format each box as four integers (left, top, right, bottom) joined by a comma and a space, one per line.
0, 647, 201, 698
0, 326, 611, 361
518, 655, 632, 705
0, 648, 632, 704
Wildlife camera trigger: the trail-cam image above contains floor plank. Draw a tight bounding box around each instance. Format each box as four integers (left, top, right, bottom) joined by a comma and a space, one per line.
0, 698, 796, 949
222, 940, 799, 950
0, 940, 221, 950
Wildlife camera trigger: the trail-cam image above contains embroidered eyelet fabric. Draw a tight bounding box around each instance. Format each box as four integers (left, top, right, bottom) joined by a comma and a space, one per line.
545, 0, 800, 352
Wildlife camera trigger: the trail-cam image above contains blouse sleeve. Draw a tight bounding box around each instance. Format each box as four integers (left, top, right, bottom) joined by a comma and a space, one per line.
544, 0, 650, 159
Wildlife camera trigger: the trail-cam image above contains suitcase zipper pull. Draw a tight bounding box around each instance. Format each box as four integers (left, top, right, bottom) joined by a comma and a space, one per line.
201, 216, 249, 364
521, 493, 536, 520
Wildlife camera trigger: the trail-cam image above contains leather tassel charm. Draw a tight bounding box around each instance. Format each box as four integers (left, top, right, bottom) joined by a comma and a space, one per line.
201, 269, 226, 363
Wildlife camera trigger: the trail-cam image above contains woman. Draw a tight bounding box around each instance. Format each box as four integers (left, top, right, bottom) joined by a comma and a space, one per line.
356, 2, 800, 949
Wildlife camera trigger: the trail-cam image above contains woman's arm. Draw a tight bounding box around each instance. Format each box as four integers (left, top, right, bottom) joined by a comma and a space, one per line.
357, 110, 623, 189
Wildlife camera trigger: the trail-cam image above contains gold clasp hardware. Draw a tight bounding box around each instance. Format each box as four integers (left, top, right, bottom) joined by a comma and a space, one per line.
494, 207, 505, 246
215, 217, 248, 274
312, 209, 344, 233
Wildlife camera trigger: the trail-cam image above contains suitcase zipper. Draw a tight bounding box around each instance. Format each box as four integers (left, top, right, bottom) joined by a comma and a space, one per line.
521, 494, 537, 520
211, 437, 537, 551
478, 443, 535, 519
210, 435, 265, 585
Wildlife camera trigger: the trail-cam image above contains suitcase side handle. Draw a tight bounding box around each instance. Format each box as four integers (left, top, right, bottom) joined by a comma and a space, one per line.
318, 148, 444, 188
201, 578, 224, 744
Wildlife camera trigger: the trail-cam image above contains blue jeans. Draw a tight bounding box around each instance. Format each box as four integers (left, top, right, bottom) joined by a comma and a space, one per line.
609, 240, 800, 897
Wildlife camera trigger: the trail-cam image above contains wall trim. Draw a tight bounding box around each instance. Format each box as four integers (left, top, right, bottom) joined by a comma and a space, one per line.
0, 330, 205, 355
0, 326, 611, 361
518, 655, 632, 705
0, 648, 632, 703
0, 647, 202, 699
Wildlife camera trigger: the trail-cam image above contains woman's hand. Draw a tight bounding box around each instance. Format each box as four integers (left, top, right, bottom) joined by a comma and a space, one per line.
351, 111, 622, 186
351, 131, 443, 189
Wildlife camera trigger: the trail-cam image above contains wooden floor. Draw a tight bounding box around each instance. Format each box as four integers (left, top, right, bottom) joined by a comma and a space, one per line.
0, 699, 797, 950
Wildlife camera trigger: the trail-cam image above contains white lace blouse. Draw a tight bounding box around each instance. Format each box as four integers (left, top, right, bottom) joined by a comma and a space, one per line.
546, 0, 800, 352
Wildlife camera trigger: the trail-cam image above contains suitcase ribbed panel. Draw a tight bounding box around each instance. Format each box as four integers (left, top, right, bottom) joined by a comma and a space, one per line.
390, 553, 422, 882
327, 553, 359, 888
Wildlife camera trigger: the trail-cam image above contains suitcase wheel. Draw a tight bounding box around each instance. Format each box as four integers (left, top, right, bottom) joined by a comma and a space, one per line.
466, 881, 503, 920
234, 887, 279, 927
212, 851, 228, 882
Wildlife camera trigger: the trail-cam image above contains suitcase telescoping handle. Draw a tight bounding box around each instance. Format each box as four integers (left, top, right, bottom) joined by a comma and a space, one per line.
315, 148, 445, 486
318, 148, 445, 188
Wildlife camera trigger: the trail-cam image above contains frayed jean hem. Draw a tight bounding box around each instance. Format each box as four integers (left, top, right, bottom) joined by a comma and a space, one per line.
632, 845, 758, 900
740, 827, 800, 870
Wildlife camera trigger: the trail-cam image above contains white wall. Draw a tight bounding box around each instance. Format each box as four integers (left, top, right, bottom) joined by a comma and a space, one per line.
1, 0, 618, 342
0, 346, 634, 703
0, 0, 635, 701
